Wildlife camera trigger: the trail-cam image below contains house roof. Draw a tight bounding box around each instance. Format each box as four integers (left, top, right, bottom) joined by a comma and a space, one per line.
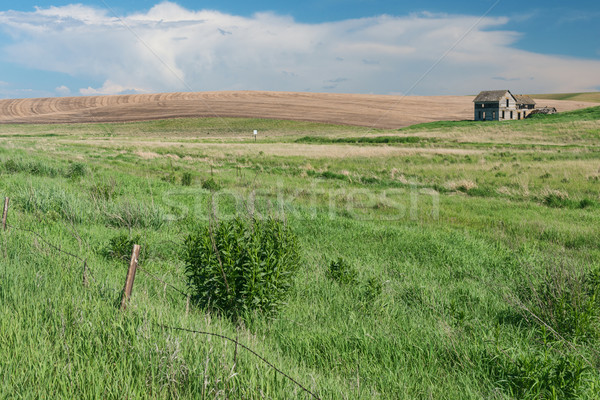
473, 90, 513, 102
514, 94, 536, 105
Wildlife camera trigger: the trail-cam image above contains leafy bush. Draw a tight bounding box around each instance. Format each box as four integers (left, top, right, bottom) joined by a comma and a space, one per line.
184, 217, 300, 320
326, 257, 357, 285
67, 162, 87, 179
486, 349, 588, 399
541, 190, 571, 208
103, 233, 142, 261
201, 178, 220, 192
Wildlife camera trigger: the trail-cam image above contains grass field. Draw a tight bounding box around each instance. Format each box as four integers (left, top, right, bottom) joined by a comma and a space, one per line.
532, 92, 600, 103
1, 106, 599, 399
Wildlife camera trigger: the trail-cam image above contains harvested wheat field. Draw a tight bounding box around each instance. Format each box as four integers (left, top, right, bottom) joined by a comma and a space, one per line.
0, 91, 596, 128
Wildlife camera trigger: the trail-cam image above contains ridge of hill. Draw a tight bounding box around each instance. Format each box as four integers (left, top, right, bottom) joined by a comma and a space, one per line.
0, 91, 597, 129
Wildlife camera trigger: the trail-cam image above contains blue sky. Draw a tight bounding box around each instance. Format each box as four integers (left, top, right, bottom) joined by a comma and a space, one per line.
0, 0, 599, 98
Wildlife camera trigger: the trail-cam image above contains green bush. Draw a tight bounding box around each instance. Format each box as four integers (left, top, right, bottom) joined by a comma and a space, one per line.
487, 350, 588, 399
67, 162, 87, 179
201, 178, 220, 191
326, 257, 357, 285
181, 172, 193, 186
184, 217, 300, 320
103, 233, 142, 261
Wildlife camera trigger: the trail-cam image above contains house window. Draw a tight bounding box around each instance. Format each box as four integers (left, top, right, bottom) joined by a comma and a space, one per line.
506, 99, 509, 107
502, 111, 505, 119
510, 111, 513, 119
518, 112, 521, 120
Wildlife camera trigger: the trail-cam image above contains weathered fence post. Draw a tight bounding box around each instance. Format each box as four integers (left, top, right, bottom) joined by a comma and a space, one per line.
2, 197, 9, 231
82, 260, 89, 287
120, 244, 141, 310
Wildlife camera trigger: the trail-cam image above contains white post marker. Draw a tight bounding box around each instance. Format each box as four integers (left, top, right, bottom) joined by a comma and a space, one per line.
253, 129, 258, 142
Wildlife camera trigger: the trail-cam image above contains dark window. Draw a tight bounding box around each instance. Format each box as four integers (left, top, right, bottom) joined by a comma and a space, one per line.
510, 111, 513, 119
502, 111, 505, 119
506, 99, 509, 107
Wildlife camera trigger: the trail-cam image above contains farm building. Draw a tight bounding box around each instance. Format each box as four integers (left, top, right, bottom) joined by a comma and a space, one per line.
473, 90, 536, 121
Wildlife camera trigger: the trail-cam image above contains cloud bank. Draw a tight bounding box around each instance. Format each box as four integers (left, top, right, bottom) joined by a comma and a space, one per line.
1, 2, 599, 96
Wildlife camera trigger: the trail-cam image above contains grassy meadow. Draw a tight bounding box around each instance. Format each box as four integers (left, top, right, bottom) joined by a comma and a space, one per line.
1, 106, 600, 399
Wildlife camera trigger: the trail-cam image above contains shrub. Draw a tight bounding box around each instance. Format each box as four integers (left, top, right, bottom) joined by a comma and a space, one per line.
67, 162, 87, 179
103, 233, 142, 261
326, 257, 357, 285
361, 276, 383, 303
578, 198, 595, 209
486, 349, 588, 399
184, 217, 300, 320
4, 159, 20, 173
181, 172, 193, 186
201, 178, 220, 192
541, 189, 571, 208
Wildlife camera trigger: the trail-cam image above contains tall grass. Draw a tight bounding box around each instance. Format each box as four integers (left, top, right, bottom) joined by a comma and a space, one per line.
0, 110, 599, 398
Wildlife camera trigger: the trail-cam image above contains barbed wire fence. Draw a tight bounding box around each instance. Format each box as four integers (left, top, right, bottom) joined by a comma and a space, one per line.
0, 196, 321, 400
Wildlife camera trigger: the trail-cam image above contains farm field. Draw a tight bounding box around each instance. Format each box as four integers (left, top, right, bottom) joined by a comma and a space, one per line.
0, 104, 600, 399
531, 92, 600, 103
0, 90, 597, 128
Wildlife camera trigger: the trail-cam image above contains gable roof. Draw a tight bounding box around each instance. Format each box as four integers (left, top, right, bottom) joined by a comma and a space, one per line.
473, 90, 513, 102
514, 94, 536, 105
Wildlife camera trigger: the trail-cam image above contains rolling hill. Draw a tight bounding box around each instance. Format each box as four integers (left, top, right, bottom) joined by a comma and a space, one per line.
0, 91, 597, 128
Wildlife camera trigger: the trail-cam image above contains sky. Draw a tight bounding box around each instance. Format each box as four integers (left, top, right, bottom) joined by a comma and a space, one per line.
0, 0, 599, 98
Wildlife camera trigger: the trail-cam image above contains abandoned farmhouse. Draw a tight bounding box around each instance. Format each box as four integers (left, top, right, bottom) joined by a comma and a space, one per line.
473, 90, 537, 121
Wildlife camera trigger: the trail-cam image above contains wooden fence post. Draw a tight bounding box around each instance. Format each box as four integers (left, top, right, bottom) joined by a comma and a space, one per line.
120, 244, 141, 310
2, 197, 9, 231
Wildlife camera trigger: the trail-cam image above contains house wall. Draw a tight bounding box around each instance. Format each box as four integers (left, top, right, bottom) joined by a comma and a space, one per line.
474, 91, 520, 121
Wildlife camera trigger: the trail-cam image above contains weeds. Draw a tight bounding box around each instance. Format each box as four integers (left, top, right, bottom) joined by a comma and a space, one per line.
184, 216, 300, 321
326, 257, 358, 285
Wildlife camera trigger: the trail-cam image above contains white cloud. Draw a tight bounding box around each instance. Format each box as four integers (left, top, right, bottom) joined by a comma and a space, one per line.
79, 80, 148, 95
0, 2, 599, 95
55, 85, 71, 95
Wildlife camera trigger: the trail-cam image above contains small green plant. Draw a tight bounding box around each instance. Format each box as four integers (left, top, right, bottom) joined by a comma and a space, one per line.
4, 159, 20, 173
326, 257, 357, 285
103, 233, 142, 261
487, 349, 588, 399
361, 276, 383, 303
181, 172, 193, 186
542, 190, 571, 208
201, 178, 220, 192
67, 162, 87, 179
184, 216, 300, 320
578, 198, 595, 209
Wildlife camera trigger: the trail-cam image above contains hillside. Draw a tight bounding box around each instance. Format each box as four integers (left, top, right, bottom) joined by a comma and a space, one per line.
531, 91, 600, 103
0, 91, 596, 128
1, 97, 599, 398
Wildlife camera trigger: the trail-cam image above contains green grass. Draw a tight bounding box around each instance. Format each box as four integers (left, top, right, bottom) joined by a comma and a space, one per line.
0, 107, 599, 398
531, 92, 600, 103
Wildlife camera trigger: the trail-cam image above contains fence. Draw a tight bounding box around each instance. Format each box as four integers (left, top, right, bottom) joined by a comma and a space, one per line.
1, 196, 321, 399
